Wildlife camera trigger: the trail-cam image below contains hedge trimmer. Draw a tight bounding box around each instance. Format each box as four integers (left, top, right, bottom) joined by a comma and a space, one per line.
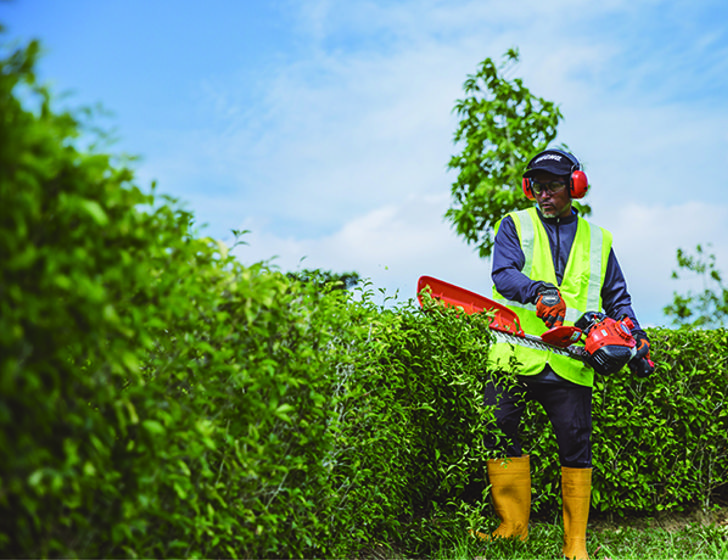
416, 275, 640, 375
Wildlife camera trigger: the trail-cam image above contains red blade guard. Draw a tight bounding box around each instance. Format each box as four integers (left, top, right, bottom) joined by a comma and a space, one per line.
417, 275, 525, 336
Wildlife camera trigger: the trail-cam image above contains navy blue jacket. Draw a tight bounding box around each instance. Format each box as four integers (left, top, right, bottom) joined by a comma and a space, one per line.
492, 207, 643, 332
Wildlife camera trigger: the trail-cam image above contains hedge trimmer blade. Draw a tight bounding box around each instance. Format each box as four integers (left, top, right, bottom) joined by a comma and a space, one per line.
489, 329, 585, 359
417, 275, 586, 361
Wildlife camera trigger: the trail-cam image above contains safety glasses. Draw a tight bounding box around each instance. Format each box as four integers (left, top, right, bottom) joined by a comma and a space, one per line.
531, 178, 568, 195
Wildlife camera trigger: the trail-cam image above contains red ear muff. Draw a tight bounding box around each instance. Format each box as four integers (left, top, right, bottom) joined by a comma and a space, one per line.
522, 177, 535, 200
570, 170, 589, 199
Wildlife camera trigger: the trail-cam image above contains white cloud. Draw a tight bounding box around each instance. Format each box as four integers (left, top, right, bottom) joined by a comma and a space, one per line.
233, 192, 489, 305
604, 201, 728, 326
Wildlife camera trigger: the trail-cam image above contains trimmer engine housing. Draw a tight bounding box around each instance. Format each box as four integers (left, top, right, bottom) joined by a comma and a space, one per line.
576, 312, 637, 375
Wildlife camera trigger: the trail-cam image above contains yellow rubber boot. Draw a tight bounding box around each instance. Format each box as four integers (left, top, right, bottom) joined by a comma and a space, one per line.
475, 455, 531, 541
562, 466, 592, 560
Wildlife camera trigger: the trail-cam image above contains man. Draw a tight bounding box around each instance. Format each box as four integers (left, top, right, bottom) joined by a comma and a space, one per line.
477, 148, 654, 560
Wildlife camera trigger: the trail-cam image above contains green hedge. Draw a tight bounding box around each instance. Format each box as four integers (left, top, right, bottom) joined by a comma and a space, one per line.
3, 37, 728, 559
512, 327, 728, 517
593, 327, 728, 513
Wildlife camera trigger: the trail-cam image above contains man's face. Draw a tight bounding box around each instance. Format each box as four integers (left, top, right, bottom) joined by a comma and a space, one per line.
531, 171, 572, 219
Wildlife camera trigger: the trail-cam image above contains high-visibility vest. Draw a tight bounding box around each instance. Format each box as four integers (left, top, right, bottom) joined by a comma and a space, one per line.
487, 207, 613, 387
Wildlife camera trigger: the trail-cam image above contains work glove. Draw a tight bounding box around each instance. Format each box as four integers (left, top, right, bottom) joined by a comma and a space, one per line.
628, 330, 655, 377
535, 283, 566, 328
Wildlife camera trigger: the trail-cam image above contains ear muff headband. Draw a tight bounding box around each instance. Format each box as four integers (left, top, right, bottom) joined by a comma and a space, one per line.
522, 149, 589, 200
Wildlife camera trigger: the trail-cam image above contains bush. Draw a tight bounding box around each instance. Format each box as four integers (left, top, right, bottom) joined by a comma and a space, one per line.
0, 37, 364, 558
472, 326, 728, 518
592, 327, 728, 514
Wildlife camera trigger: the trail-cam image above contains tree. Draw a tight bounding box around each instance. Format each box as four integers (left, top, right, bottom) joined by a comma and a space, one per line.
663, 244, 728, 328
446, 48, 590, 258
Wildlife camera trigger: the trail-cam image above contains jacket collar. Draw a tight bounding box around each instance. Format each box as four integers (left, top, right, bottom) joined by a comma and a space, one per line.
535, 206, 579, 225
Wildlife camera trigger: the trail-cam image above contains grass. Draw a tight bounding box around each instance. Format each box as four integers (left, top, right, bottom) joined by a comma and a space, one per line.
356, 506, 728, 559
431, 516, 728, 560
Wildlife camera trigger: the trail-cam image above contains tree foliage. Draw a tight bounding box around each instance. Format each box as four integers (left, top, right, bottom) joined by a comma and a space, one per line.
446, 48, 590, 258
663, 244, 728, 328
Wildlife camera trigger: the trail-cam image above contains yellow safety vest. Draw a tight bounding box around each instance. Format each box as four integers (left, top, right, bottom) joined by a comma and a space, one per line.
487, 207, 613, 387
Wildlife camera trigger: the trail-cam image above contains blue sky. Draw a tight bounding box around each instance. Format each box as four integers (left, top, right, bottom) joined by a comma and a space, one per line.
3, 0, 728, 326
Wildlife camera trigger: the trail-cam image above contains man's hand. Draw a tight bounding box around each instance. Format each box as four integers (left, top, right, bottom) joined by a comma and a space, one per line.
628, 331, 655, 377
535, 283, 566, 328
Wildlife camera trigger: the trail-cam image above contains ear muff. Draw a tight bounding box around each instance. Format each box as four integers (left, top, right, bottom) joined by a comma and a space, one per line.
522, 177, 535, 200
569, 169, 589, 199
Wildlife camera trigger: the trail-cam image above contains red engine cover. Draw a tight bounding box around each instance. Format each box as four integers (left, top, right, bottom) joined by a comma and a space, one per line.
584, 317, 636, 355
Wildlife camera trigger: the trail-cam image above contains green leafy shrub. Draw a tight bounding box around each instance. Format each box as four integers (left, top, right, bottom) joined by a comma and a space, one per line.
485, 327, 728, 518
0, 37, 374, 558
369, 301, 496, 556
592, 327, 728, 514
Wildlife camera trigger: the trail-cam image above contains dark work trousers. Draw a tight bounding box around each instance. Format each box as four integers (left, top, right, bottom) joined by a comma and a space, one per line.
483, 366, 593, 468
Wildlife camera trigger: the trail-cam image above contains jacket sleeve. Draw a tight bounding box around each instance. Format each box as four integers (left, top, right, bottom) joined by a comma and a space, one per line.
491, 215, 544, 305
602, 248, 644, 332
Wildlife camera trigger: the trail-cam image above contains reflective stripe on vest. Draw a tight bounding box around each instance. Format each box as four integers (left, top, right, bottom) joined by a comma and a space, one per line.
489, 208, 613, 387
